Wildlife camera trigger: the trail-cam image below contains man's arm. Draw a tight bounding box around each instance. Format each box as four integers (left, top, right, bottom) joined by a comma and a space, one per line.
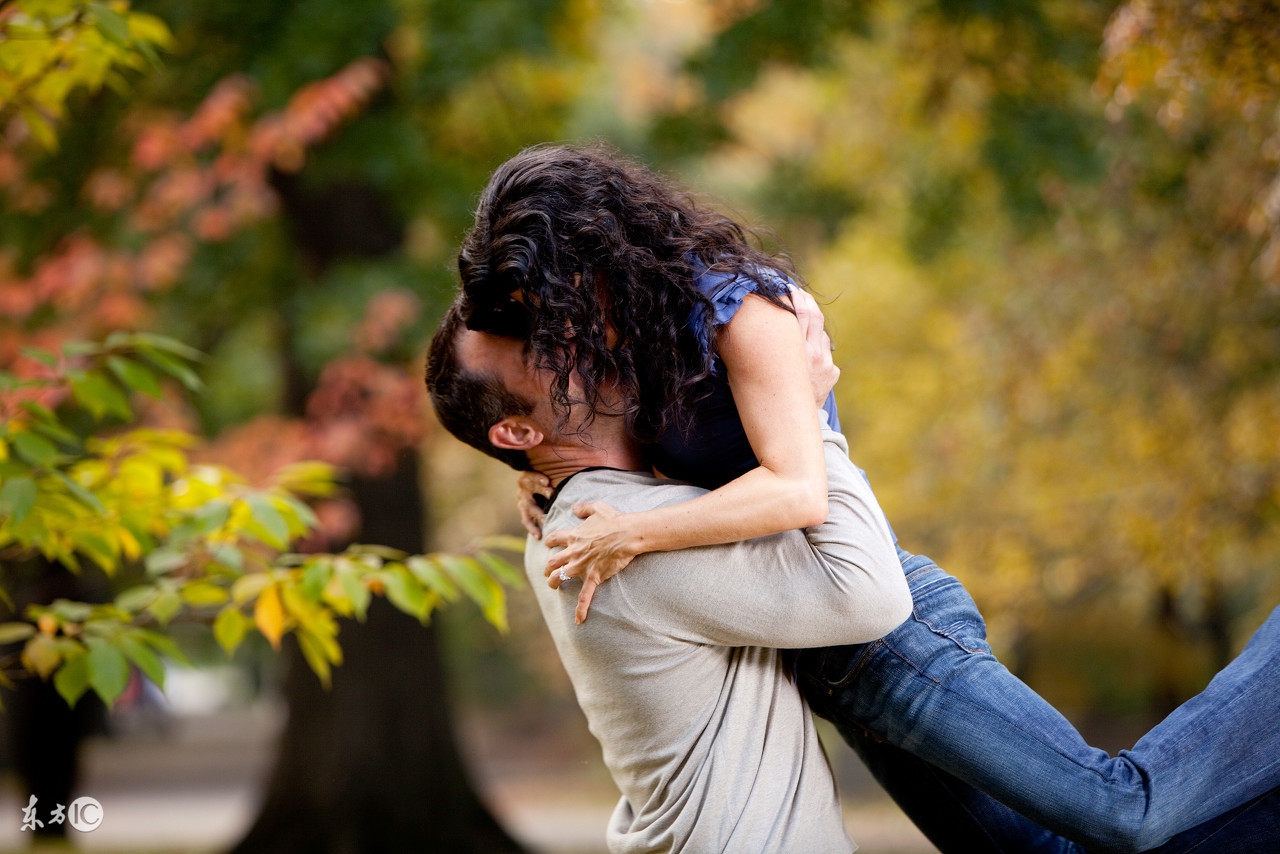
615, 428, 912, 649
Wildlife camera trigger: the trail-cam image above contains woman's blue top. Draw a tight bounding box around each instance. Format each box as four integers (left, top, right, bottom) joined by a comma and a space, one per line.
647, 264, 841, 490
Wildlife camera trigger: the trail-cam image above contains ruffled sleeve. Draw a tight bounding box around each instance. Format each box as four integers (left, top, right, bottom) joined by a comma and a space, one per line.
686, 260, 844, 434
688, 263, 793, 360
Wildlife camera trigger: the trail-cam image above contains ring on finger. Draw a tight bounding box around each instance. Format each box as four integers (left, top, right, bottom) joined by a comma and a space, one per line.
557, 568, 571, 584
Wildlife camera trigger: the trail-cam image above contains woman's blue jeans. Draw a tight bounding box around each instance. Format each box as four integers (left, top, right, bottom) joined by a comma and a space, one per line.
797, 549, 1280, 853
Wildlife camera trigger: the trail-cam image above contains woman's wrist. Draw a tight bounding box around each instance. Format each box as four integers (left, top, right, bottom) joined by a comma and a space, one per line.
617, 511, 654, 558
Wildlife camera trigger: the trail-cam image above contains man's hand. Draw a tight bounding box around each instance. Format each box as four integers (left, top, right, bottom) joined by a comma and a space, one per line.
791, 289, 839, 407
544, 501, 638, 624
516, 471, 553, 538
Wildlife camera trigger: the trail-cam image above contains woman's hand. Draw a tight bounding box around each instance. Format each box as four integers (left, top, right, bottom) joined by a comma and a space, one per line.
543, 501, 639, 624
516, 471, 554, 538
790, 289, 839, 407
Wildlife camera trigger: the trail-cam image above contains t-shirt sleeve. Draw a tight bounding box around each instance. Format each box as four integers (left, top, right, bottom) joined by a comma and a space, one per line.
620, 429, 911, 649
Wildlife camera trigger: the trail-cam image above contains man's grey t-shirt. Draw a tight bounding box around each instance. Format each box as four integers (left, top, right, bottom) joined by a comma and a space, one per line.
524, 429, 909, 854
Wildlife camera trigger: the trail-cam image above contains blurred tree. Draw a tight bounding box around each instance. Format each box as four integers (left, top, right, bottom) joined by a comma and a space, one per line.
0, 0, 171, 148
1, 0, 601, 849
646, 0, 1280, 716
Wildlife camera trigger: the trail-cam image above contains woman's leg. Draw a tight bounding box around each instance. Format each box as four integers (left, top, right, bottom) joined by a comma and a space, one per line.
799, 549, 1280, 853
840, 724, 1080, 853
841, 726, 1280, 854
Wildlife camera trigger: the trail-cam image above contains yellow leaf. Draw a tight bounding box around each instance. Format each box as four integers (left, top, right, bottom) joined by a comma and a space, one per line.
253, 584, 287, 650
117, 526, 142, 561
22, 635, 61, 680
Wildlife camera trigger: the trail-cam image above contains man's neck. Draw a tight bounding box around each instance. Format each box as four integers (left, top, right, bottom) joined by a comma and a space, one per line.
529, 440, 648, 487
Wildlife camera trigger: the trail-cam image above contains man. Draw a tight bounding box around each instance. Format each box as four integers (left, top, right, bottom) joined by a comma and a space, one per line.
426, 305, 1280, 853
427, 306, 912, 852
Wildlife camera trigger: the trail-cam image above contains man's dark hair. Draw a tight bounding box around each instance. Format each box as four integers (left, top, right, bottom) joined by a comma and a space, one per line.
425, 303, 536, 471
457, 142, 795, 444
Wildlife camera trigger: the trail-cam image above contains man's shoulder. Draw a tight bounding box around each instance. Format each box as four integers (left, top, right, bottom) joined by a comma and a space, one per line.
548, 469, 707, 521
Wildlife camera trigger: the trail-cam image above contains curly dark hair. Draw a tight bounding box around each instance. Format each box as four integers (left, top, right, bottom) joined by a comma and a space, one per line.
457, 142, 797, 444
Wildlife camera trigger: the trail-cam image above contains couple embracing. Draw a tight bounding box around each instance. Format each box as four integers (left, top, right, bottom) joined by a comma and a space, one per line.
427, 143, 1280, 853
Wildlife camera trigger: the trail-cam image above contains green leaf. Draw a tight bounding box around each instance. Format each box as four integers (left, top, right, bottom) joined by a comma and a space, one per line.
145, 547, 187, 576
90, 3, 132, 46
337, 566, 371, 621
0, 476, 38, 523
52, 471, 107, 514
136, 35, 162, 70
477, 534, 528, 554
20, 106, 56, 151
133, 629, 190, 666
441, 555, 508, 633
379, 567, 431, 622
107, 356, 163, 397
180, 581, 228, 607
85, 638, 130, 706
272, 461, 338, 497
53, 651, 91, 706
22, 634, 62, 679
0, 622, 36, 644
192, 500, 231, 534
244, 495, 289, 549
231, 572, 273, 605
119, 635, 165, 689
115, 585, 158, 612
296, 628, 333, 688
27, 416, 80, 447
348, 544, 408, 561
300, 559, 329, 602
407, 556, 460, 602
62, 342, 103, 357
210, 543, 245, 573
20, 347, 58, 368
12, 432, 57, 467
50, 600, 93, 622
69, 371, 133, 421
475, 551, 526, 588
276, 493, 318, 534
70, 529, 118, 571
129, 333, 204, 361
137, 346, 203, 391
213, 607, 248, 657
145, 589, 183, 625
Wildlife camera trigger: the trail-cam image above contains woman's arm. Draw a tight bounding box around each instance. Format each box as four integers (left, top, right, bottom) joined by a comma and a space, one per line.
544, 292, 838, 622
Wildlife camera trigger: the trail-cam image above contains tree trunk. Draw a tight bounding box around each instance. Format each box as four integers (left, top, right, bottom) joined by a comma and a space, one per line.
231, 451, 523, 854
0, 561, 107, 840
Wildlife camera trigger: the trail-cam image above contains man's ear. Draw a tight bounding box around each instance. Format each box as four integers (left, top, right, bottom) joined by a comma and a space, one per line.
489, 417, 544, 452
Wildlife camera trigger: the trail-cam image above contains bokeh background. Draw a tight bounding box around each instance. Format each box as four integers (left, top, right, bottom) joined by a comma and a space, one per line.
2, 1, 1279, 852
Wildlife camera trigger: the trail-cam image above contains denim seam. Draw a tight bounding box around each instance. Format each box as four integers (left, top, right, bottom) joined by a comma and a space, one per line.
822, 640, 883, 688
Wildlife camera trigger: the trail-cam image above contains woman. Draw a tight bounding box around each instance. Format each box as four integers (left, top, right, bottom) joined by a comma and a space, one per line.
457, 142, 1280, 853
457, 143, 842, 623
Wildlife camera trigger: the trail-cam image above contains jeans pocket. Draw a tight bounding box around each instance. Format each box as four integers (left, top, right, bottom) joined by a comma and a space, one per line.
803, 641, 878, 689
906, 570, 990, 656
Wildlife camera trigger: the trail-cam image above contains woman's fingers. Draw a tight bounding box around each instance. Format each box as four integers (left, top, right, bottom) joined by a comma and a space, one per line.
575, 580, 599, 624
519, 498, 545, 538
540, 503, 632, 618
547, 562, 572, 589
516, 471, 553, 538
543, 529, 569, 552
791, 291, 839, 405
